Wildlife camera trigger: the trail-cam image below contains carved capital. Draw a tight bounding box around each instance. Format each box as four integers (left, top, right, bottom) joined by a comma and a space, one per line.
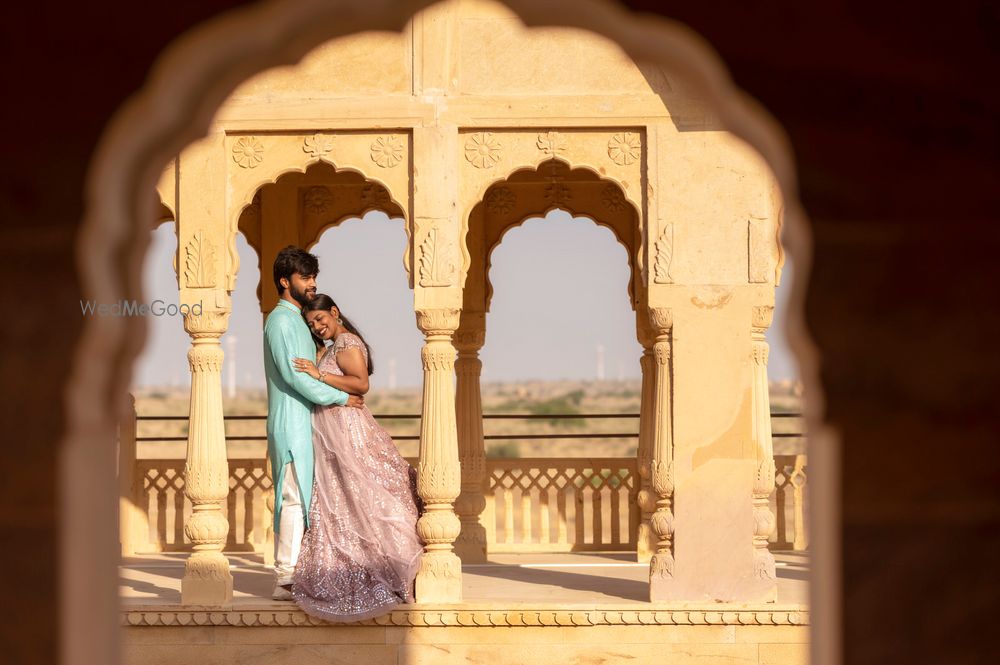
648, 307, 672, 333
752, 305, 774, 331
416, 308, 461, 335
453, 329, 486, 351
183, 308, 230, 337
651, 459, 674, 495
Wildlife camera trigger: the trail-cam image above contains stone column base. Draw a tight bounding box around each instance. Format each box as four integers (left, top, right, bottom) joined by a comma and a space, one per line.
415, 552, 463, 603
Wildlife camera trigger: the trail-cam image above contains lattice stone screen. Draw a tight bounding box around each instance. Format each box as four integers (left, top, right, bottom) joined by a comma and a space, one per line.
134, 459, 272, 552
485, 458, 639, 552
125, 456, 807, 555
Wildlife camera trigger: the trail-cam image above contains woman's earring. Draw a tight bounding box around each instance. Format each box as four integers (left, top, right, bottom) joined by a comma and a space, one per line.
337, 318, 343, 324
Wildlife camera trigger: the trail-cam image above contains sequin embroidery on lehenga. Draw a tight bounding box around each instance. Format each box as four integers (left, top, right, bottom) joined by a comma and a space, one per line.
291, 333, 424, 622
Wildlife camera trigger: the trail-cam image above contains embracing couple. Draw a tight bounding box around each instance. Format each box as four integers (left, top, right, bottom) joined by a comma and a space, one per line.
263, 246, 424, 621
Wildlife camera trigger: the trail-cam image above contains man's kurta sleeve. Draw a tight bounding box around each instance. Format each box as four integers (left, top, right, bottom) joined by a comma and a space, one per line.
265, 316, 349, 406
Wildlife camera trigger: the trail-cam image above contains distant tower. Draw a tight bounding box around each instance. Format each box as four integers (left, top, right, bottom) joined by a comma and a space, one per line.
596, 344, 605, 381
225, 334, 237, 398
388, 356, 398, 390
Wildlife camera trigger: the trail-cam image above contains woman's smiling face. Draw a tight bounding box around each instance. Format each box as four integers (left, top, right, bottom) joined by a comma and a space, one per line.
305, 308, 337, 341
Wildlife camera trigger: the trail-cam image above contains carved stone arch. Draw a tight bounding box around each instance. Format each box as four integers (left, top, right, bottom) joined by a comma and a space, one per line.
464, 158, 641, 313
67, 0, 823, 659
233, 159, 409, 308
154, 199, 174, 226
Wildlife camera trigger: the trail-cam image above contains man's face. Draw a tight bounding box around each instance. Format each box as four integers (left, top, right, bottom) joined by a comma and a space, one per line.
285, 272, 317, 306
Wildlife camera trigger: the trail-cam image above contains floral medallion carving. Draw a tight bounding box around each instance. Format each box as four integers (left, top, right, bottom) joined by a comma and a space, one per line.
370, 135, 404, 168
360, 182, 391, 209
303, 186, 333, 215
231, 136, 264, 169
418, 228, 458, 287
653, 223, 673, 284
544, 181, 572, 206
464, 132, 502, 169
485, 187, 516, 216
183, 230, 217, 288
302, 133, 334, 159
536, 131, 567, 157
601, 184, 628, 212
607, 132, 640, 166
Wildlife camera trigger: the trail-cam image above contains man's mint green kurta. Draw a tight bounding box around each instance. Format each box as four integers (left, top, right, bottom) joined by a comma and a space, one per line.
264, 298, 349, 531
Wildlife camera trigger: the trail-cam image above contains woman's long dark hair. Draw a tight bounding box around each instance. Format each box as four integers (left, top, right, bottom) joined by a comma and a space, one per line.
303, 294, 375, 375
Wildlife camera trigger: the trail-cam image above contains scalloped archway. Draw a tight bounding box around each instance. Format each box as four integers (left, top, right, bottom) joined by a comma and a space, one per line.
463, 158, 641, 316
64, 1, 827, 662
234, 160, 406, 313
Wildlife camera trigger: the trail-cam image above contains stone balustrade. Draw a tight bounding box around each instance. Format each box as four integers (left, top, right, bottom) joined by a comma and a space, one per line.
120, 447, 808, 556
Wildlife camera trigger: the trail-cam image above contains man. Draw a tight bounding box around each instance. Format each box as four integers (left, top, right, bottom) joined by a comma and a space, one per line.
263, 245, 363, 600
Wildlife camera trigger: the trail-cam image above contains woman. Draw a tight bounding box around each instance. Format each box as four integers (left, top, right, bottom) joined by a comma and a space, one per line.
289, 293, 424, 622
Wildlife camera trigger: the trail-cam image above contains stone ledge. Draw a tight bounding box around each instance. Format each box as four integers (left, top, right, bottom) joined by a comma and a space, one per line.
122, 604, 809, 628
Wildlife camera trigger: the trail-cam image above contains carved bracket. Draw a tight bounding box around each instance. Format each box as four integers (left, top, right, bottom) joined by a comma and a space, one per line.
183, 230, 217, 289
418, 227, 459, 287
653, 223, 673, 284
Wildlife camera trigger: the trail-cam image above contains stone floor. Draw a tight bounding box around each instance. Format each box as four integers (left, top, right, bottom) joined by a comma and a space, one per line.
120, 550, 809, 606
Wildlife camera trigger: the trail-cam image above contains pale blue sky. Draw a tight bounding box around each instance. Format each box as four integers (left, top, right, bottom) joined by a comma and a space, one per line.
133, 210, 798, 390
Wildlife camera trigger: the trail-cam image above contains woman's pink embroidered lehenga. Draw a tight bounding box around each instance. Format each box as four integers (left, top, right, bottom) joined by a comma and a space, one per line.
292, 332, 424, 622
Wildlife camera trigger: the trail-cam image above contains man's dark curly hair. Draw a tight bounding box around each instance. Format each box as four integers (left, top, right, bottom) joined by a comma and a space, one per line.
272, 245, 319, 295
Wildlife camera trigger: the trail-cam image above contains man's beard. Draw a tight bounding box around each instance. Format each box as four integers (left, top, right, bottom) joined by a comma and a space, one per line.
289, 284, 316, 306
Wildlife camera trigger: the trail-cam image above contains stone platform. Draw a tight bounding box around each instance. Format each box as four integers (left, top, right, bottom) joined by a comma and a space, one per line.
121, 552, 810, 664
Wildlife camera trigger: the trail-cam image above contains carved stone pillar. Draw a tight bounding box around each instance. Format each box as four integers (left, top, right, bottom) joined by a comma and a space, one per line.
647, 307, 675, 601
414, 308, 463, 602
118, 392, 148, 556
751, 305, 778, 594
453, 319, 488, 563
180, 308, 233, 605
635, 315, 657, 562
